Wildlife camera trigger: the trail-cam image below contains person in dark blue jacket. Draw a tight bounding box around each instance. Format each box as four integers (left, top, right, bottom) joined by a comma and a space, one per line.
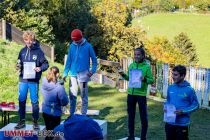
41, 66, 69, 140
15, 31, 49, 130
63, 29, 97, 115
165, 65, 199, 140
53, 114, 103, 140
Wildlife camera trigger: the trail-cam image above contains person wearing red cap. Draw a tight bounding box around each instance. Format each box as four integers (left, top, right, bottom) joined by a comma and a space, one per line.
63, 29, 97, 115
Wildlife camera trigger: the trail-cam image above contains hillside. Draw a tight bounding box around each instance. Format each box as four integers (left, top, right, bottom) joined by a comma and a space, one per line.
132, 13, 210, 67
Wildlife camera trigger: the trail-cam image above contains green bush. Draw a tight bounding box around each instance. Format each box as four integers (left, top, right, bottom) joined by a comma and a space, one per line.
194, 0, 209, 11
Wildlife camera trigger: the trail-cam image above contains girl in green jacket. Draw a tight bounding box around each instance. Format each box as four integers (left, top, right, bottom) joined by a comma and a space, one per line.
119, 47, 154, 140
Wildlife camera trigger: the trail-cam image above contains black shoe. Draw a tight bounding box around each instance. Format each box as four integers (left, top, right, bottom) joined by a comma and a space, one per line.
33, 119, 40, 130
14, 119, 26, 129
126, 136, 135, 140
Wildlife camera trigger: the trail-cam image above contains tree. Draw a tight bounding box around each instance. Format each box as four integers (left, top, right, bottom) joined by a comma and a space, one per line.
145, 37, 187, 65
159, 0, 175, 11
0, 0, 54, 45
173, 32, 198, 65
91, 0, 145, 61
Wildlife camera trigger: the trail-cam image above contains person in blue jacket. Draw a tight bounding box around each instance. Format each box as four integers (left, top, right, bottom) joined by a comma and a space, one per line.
15, 31, 49, 130
165, 65, 199, 140
63, 29, 97, 115
53, 114, 103, 140
41, 66, 69, 140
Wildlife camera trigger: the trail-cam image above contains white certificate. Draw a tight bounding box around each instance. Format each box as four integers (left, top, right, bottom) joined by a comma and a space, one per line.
164, 104, 176, 123
23, 62, 36, 79
128, 69, 142, 88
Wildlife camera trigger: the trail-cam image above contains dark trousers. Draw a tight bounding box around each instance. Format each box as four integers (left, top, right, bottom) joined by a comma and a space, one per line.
127, 94, 148, 140
165, 123, 189, 140
42, 113, 61, 140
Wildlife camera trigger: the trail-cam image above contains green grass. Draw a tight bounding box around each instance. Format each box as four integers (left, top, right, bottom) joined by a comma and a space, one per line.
1, 39, 210, 139
132, 13, 210, 68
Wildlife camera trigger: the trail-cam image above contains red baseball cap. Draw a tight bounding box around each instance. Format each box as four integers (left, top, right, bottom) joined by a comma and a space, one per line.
71, 29, 83, 41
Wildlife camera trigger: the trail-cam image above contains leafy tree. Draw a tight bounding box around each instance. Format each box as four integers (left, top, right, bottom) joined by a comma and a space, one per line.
159, 0, 175, 11
173, 32, 198, 65
0, 0, 54, 45
194, 0, 210, 11
145, 37, 187, 65
91, 0, 145, 61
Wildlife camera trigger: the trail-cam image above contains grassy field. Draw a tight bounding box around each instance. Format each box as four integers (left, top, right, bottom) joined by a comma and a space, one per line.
132, 13, 210, 68
1, 40, 210, 139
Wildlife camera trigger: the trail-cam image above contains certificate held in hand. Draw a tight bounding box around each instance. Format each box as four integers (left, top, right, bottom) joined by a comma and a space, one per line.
128, 69, 142, 88
23, 62, 36, 79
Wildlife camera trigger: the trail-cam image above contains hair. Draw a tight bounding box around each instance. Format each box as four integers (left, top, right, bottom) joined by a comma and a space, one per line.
22, 31, 35, 41
134, 47, 146, 58
46, 66, 60, 83
172, 65, 186, 77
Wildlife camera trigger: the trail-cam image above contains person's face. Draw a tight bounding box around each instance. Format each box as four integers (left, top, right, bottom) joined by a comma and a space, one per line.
24, 38, 33, 47
172, 71, 185, 84
74, 38, 83, 45
134, 50, 144, 63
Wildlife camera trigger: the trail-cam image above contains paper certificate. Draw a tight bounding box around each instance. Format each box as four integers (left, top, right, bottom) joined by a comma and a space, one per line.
164, 104, 176, 123
128, 69, 142, 88
23, 62, 36, 79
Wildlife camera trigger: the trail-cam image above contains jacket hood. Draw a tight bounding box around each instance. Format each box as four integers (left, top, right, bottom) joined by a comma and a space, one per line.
42, 77, 58, 92
72, 38, 86, 46
175, 80, 191, 87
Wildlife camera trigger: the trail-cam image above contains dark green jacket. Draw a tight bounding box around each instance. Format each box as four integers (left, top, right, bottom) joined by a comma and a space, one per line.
122, 60, 154, 96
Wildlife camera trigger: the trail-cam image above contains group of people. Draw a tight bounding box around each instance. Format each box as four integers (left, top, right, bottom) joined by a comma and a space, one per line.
14, 29, 199, 140
119, 47, 199, 140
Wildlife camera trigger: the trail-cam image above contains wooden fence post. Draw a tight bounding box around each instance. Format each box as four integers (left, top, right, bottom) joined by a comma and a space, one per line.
2, 19, 6, 40
64, 54, 68, 66
99, 74, 103, 84
51, 47, 54, 62
203, 68, 210, 107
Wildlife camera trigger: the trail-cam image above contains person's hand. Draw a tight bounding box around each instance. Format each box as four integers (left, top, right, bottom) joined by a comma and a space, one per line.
63, 76, 67, 82
16, 59, 21, 70
174, 110, 183, 115
34, 67, 41, 72
118, 69, 124, 75
16, 64, 21, 70
87, 71, 93, 77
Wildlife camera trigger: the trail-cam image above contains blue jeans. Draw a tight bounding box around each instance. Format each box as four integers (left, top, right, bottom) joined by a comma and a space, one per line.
18, 82, 39, 120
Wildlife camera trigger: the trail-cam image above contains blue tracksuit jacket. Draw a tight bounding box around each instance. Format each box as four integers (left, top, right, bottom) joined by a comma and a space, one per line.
166, 80, 199, 126
63, 39, 97, 77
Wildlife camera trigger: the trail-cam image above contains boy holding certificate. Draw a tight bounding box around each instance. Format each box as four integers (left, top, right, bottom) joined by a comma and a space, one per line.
119, 47, 154, 140
15, 31, 49, 130
164, 65, 199, 140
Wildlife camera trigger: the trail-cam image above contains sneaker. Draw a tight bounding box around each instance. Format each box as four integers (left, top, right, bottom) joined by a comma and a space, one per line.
126, 136, 135, 140
33, 119, 40, 130
14, 119, 26, 129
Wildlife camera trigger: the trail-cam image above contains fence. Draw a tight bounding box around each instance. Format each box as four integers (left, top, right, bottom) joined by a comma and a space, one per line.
79, 57, 210, 109
0, 19, 54, 62
120, 58, 210, 109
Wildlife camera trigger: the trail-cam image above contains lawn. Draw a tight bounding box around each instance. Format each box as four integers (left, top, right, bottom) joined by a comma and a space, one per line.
132, 13, 210, 68
1, 40, 210, 139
